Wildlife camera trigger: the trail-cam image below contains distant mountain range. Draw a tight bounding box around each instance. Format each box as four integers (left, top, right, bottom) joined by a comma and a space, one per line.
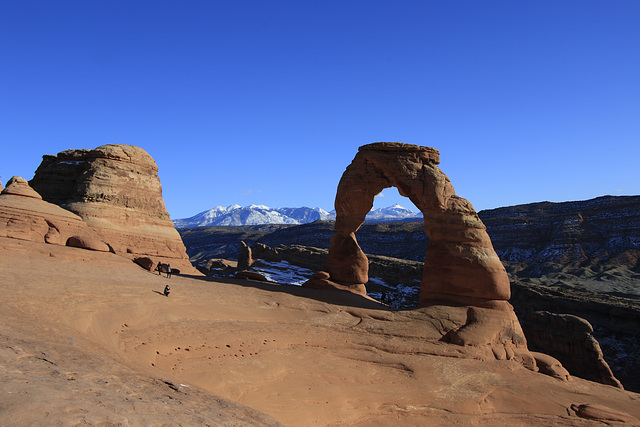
173, 203, 422, 227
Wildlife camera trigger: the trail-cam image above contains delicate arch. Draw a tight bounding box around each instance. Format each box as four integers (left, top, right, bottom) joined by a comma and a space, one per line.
327, 142, 510, 306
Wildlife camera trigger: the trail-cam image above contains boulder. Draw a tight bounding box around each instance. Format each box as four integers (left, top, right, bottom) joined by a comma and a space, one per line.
235, 270, 268, 281
531, 352, 571, 381
311, 271, 330, 280
302, 277, 368, 296
570, 403, 640, 423
133, 257, 155, 271
30, 144, 192, 271
66, 235, 112, 252
206, 259, 237, 270
0, 177, 109, 251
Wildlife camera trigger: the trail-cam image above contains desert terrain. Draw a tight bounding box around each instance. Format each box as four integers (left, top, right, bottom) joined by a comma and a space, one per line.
177, 194, 640, 392
2, 143, 639, 425
2, 236, 639, 426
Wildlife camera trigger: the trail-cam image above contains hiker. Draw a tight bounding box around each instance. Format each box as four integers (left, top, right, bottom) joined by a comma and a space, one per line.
381, 292, 390, 305
156, 262, 163, 276
163, 284, 170, 297
166, 264, 172, 278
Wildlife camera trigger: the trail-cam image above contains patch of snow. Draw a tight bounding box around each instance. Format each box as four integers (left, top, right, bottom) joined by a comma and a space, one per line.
252, 260, 313, 286
58, 161, 84, 165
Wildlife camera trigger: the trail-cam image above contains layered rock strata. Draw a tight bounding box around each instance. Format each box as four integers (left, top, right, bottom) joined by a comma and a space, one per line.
307, 142, 509, 307
0, 177, 109, 251
30, 144, 191, 271
479, 195, 640, 279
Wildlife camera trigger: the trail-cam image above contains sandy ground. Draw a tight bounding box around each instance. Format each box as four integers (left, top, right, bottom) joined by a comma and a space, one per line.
1, 237, 639, 426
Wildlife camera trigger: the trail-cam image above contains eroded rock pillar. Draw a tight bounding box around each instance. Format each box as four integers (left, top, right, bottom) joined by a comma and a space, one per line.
326, 232, 369, 284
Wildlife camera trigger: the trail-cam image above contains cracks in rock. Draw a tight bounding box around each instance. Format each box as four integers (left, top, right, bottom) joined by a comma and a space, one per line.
45, 220, 61, 233
340, 353, 416, 376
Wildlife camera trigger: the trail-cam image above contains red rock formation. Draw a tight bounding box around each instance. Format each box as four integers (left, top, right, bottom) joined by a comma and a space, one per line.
235, 270, 268, 281
133, 256, 156, 271
316, 142, 510, 307
2, 176, 43, 199
531, 352, 571, 381
302, 143, 545, 370
0, 177, 109, 251
570, 403, 640, 423
237, 241, 253, 270
30, 145, 192, 271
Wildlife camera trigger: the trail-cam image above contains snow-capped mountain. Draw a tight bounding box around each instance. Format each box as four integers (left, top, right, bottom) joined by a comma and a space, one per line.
173, 203, 422, 227
365, 204, 422, 222
173, 205, 334, 227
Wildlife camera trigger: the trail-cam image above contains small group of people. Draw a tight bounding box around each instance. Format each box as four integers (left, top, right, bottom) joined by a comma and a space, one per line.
155, 262, 172, 297
156, 262, 172, 278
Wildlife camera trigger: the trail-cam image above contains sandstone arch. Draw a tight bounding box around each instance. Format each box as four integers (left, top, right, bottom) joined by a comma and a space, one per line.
326, 142, 510, 306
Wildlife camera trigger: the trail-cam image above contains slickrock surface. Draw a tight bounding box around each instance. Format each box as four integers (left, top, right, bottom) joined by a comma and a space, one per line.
0, 177, 109, 251
317, 142, 510, 306
30, 144, 192, 271
2, 237, 639, 426
0, 237, 282, 426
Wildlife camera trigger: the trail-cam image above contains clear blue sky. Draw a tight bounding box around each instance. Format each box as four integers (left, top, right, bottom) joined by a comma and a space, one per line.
2, 1, 639, 219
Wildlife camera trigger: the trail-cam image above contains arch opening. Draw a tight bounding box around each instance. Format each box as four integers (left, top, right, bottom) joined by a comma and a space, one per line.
356, 186, 426, 308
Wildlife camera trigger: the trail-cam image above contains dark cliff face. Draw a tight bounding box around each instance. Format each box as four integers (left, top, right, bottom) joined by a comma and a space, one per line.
177, 224, 292, 263
479, 195, 640, 280
519, 311, 622, 388
30, 150, 92, 205
510, 281, 640, 392
179, 221, 430, 265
